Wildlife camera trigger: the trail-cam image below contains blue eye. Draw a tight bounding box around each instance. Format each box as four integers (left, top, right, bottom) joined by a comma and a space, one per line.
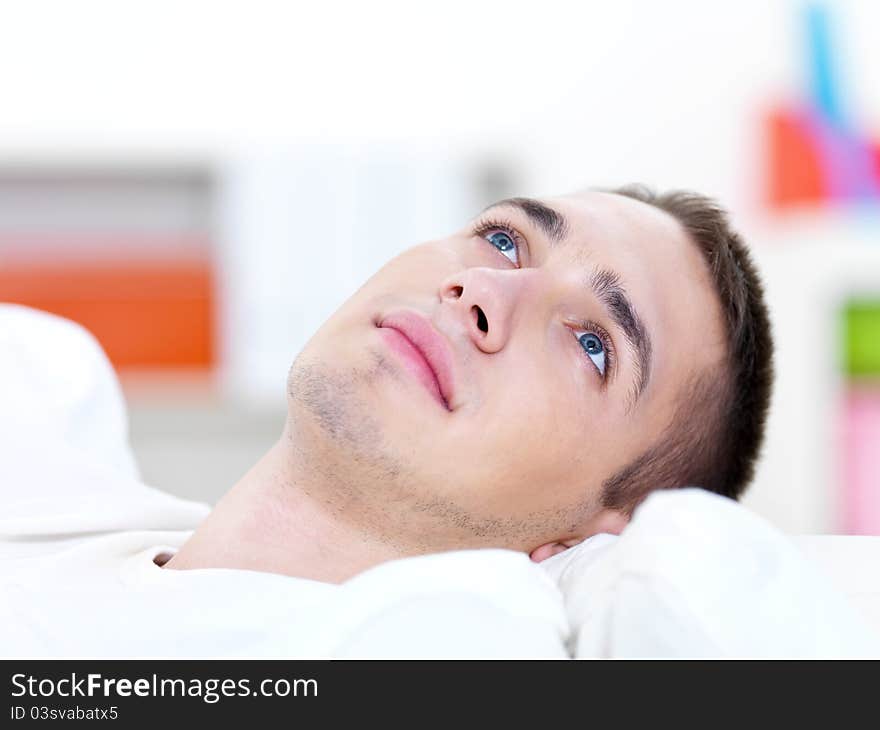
485, 230, 520, 266
576, 331, 607, 377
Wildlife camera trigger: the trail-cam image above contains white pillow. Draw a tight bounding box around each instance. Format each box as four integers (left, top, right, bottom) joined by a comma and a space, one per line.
790, 535, 880, 636
0, 303, 139, 480
541, 488, 880, 658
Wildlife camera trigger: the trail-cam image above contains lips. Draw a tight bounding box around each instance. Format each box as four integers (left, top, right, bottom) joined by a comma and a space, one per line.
378, 310, 456, 411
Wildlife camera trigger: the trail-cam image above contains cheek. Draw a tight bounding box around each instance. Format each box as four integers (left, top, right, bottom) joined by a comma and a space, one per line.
520, 345, 601, 442
465, 364, 602, 480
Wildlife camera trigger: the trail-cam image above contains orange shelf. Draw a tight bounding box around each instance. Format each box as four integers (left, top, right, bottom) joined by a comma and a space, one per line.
0, 252, 215, 370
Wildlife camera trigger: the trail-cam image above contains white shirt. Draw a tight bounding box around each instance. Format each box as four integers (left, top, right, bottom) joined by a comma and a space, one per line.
0, 304, 568, 658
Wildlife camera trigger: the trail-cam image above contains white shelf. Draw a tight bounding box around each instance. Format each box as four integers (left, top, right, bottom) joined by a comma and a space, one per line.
743, 221, 880, 533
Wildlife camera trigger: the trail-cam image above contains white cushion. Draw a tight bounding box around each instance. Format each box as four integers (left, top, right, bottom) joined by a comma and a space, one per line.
0, 303, 139, 480
541, 488, 880, 657
790, 535, 880, 636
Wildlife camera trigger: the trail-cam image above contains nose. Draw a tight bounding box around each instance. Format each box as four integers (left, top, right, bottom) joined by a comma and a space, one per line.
439, 267, 520, 354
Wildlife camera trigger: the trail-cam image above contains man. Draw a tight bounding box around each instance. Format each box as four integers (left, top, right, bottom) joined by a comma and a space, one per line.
0, 184, 773, 656
167, 184, 773, 582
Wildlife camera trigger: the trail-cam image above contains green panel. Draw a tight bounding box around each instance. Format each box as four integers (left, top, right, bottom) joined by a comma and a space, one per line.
844, 300, 880, 377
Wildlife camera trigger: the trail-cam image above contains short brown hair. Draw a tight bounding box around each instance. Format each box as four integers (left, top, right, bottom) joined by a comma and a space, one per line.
599, 184, 774, 516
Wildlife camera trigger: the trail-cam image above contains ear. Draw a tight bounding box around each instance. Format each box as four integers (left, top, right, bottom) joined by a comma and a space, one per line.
582, 507, 630, 536
528, 542, 572, 563
528, 508, 630, 563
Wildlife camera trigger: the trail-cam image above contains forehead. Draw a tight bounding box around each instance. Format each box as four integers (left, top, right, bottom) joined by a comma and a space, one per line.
552, 191, 688, 259
541, 191, 726, 411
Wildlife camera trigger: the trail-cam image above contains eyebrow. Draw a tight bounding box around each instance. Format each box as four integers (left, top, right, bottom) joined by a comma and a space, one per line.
589, 267, 653, 409
484, 197, 653, 408
483, 197, 569, 245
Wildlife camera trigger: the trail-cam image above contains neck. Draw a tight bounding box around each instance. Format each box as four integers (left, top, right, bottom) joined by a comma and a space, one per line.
164, 427, 410, 584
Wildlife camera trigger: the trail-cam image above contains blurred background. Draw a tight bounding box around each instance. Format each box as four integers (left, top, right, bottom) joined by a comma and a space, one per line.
1, 0, 878, 534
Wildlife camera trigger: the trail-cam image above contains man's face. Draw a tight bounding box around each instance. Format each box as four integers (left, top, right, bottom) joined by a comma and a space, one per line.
287, 191, 726, 552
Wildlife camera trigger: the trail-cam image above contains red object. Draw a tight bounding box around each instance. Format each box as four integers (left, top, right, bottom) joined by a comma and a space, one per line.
765, 107, 826, 208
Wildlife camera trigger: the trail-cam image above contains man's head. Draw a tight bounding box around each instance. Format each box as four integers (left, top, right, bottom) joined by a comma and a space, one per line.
284, 185, 773, 560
